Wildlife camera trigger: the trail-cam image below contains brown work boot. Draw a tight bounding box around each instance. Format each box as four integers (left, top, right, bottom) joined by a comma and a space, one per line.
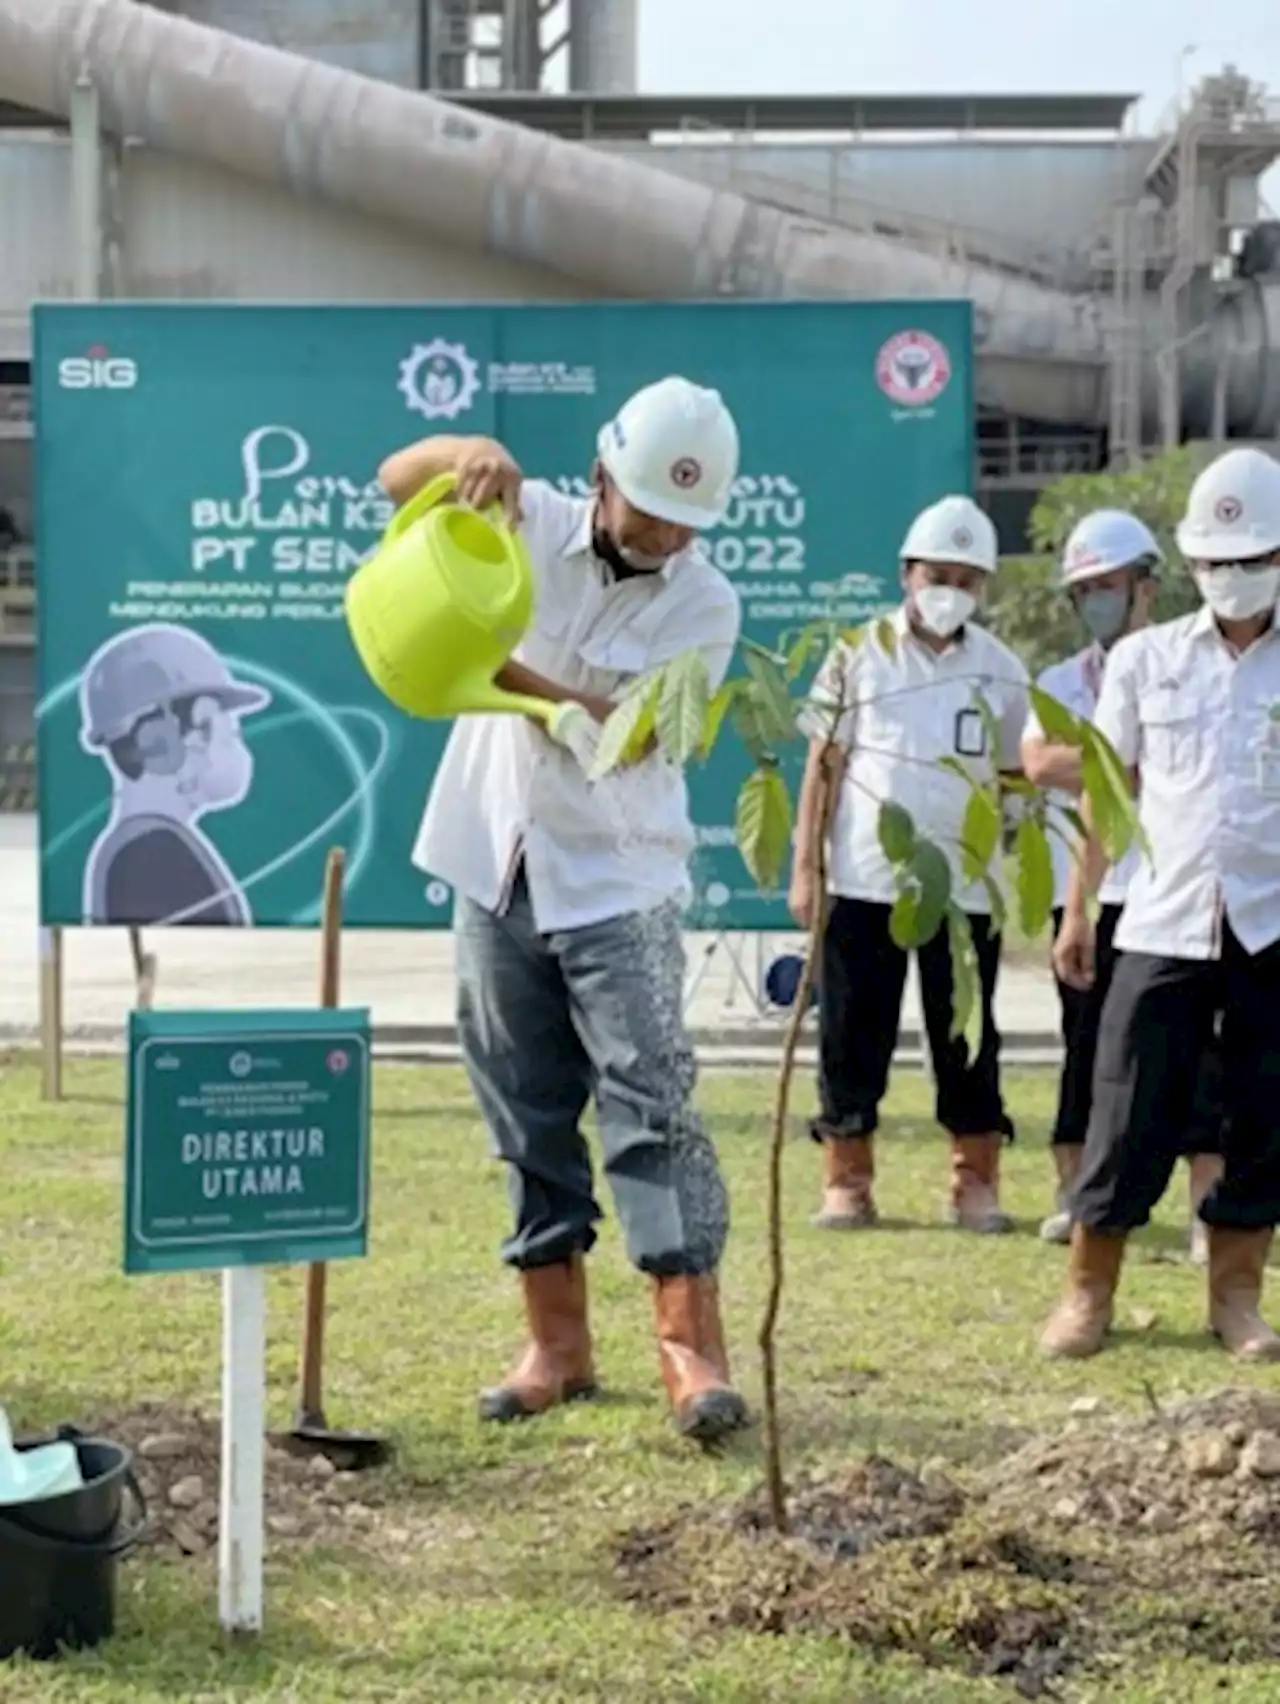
948, 1134, 1013, 1234
812, 1135, 878, 1229
1039, 1144, 1082, 1245
1207, 1228, 1280, 1361
478, 1255, 598, 1422
652, 1274, 749, 1442
1040, 1225, 1127, 1358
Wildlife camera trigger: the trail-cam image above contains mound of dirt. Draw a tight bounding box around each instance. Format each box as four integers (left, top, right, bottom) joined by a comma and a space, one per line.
618, 1389, 1280, 1697
33, 1403, 401, 1560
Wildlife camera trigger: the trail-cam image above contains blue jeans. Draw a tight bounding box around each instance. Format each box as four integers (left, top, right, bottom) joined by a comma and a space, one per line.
455, 868, 729, 1276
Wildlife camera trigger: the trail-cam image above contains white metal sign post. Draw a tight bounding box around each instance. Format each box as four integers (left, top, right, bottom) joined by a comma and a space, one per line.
124, 1003, 372, 1639
220, 1267, 267, 1636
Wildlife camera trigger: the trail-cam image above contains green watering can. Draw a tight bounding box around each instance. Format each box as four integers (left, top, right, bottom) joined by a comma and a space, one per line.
0, 1410, 83, 1507
344, 473, 557, 724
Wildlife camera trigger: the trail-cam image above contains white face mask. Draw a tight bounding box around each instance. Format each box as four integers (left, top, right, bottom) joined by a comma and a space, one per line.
913, 584, 976, 639
1194, 564, 1280, 622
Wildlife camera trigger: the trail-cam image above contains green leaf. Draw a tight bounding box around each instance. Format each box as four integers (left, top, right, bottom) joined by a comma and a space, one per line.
697, 679, 740, 762
1013, 815, 1055, 938
730, 694, 773, 766
888, 840, 951, 949
937, 754, 974, 784
873, 616, 898, 656
877, 800, 917, 864
975, 869, 1008, 933
655, 650, 711, 765
946, 903, 984, 1053
972, 688, 1002, 762
735, 764, 793, 889
785, 626, 825, 681
1028, 684, 1087, 746
960, 786, 1002, 884
590, 675, 660, 778
742, 647, 797, 744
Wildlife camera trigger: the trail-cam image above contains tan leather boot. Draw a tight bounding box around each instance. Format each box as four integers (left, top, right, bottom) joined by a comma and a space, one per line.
948, 1134, 1013, 1234
478, 1256, 598, 1422
1039, 1144, 1082, 1245
1208, 1228, 1280, 1361
652, 1273, 749, 1442
812, 1135, 877, 1229
1040, 1225, 1127, 1358
1187, 1154, 1224, 1268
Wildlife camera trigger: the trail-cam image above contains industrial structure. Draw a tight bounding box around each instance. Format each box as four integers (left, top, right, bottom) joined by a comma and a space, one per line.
2, 0, 1280, 788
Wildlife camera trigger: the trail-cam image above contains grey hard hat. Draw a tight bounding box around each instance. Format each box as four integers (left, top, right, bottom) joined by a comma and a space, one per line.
80, 624, 269, 748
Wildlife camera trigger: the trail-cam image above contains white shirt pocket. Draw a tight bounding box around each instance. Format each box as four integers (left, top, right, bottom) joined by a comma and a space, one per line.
1137, 683, 1200, 776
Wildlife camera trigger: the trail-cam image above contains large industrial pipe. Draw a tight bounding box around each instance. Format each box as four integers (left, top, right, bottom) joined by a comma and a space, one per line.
1, 0, 1276, 433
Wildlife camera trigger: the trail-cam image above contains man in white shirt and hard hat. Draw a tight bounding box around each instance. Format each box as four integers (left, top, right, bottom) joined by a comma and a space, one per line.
1021, 511, 1226, 1257
791, 496, 1030, 1233
382, 377, 751, 1441
1045, 446, 1280, 1362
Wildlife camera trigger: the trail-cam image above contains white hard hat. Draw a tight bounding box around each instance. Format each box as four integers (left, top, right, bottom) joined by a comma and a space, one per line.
900, 495, 998, 575
80, 624, 269, 747
1060, 509, 1162, 586
597, 376, 740, 529
1175, 446, 1280, 562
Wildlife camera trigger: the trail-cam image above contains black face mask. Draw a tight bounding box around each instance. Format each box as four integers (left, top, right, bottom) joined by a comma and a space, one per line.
591, 527, 664, 582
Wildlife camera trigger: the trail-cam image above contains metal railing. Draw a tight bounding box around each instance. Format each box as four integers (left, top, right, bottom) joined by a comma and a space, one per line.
629, 128, 1097, 291
977, 434, 1102, 481
0, 546, 35, 645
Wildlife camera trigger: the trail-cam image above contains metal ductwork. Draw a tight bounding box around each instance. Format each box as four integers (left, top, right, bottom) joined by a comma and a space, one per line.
2, 0, 1278, 436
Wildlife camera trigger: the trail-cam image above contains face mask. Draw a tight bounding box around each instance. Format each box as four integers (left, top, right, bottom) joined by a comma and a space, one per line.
913, 584, 976, 639
592, 528, 666, 579
1077, 586, 1131, 647
1194, 564, 1280, 622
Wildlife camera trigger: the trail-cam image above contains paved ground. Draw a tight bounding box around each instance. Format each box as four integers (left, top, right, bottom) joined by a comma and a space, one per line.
0, 814, 1063, 1056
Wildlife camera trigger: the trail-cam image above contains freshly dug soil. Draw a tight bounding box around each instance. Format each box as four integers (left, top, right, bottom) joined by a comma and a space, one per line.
27, 1402, 403, 1560
617, 1389, 1280, 1697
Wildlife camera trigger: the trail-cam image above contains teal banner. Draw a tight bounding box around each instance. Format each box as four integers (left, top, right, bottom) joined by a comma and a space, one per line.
34, 301, 973, 930
124, 1006, 371, 1275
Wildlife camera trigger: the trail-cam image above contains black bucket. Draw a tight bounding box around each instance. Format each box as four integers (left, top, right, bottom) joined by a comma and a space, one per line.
0, 1427, 149, 1661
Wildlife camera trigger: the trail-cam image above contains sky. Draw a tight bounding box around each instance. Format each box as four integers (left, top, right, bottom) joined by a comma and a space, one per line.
634, 0, 1280, 205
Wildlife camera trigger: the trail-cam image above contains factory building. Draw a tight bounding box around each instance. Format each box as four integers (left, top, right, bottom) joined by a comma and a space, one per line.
1, 0, 1279, 793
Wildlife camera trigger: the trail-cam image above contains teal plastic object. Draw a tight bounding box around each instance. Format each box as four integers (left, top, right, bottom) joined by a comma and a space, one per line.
0, 1411, 83, 1506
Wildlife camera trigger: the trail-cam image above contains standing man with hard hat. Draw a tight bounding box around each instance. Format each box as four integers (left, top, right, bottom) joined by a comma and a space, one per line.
790, 495, 1029, 1233
381, 377, 750, 1441
1021, 511, 1225, 1256
1045, 446, 1280, 1362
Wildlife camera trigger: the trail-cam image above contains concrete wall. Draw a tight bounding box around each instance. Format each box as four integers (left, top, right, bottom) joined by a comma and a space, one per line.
0, 134, 595, 360
159, 0, 423, 87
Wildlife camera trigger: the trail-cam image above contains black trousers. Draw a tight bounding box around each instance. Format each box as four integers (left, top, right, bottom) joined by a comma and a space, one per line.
812, 896, 1012, 1141
1073, 924, 1280, 1233
1051, 906, 1224, 1158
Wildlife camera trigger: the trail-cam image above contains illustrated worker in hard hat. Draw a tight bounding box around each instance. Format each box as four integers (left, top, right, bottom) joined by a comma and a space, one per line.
791, 495, 1029, 1232
1021, 512, 1226, 1259
1047, 446, 1280, 1361
79, 622, 269, 926
382, 377, 750, 1442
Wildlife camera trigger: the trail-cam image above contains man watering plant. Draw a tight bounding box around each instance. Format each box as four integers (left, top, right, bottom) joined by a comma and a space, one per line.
381, 376, 750, 1442
790, 496, 1030, 1233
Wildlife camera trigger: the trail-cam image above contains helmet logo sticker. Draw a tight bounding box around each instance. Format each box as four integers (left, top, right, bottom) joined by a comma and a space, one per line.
952, 525, 973, 549
670, 456, 702, 490
1215, 495, 1243, 523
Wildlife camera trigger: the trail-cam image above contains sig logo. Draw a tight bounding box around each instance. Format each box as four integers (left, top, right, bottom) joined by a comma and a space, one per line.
57, 344, 139, 391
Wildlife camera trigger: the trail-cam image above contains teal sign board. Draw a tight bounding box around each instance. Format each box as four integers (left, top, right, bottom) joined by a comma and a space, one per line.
34, 301, 973, 930
124, 1007, 371, 1275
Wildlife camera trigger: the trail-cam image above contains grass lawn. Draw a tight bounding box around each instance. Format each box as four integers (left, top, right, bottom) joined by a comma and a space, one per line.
0, 1053, 1276, 1703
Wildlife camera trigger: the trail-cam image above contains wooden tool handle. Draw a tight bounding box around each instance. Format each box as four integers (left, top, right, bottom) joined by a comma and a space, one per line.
319, 847, 344, 1011
299, 847, 345, 1419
